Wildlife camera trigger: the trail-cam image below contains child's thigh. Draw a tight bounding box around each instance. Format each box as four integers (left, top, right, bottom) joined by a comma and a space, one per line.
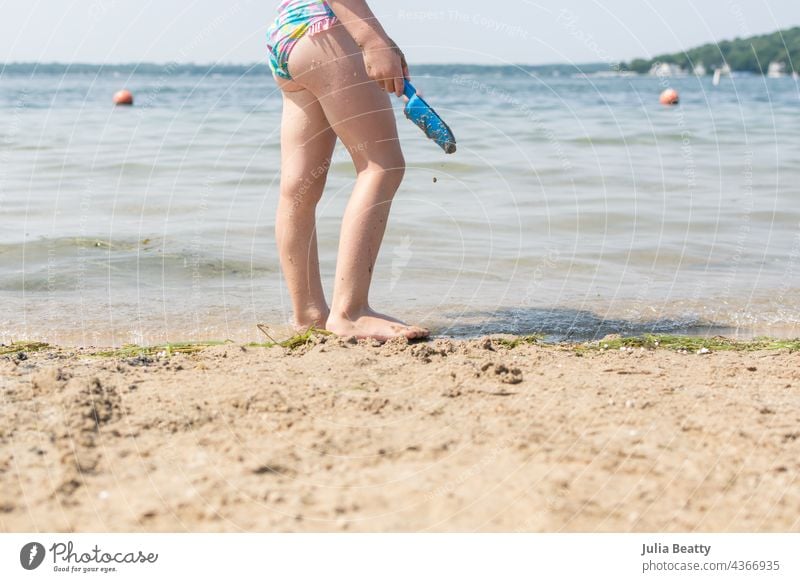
279, 89, 337, 196
288, 25, 401, 168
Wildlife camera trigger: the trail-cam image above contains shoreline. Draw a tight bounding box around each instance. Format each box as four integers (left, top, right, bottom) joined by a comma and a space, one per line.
3, 332, 800, 357
2, 334, 798, 532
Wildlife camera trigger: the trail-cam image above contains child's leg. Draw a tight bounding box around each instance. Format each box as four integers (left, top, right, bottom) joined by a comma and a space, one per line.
276, 84, 337, 329
287, 25, 429, 340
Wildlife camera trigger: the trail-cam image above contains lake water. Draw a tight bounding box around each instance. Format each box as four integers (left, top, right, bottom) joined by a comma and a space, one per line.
1, 64, 799, 345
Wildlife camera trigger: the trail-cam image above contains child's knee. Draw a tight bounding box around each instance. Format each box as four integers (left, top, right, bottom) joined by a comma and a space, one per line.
363, 150, 405, 187
391, 154, 406, 182
359, 163, 404, 198
382, 162, 405, 187
280, 165, 330, 206
281, 184, 320, 208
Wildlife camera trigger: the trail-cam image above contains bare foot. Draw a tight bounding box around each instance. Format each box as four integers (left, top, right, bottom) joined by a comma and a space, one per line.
292, 308, 329, 332
326, 308, 429, 341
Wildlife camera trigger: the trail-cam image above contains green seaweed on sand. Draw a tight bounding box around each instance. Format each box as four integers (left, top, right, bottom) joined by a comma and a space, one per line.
87, 329, 330, 359
90, 341, 231, 358
493, 335, 544, 349
8, 333, 800, 360
274, 327, 332, 350
582, 334, 800, 353
0, 341, 51, 356
255, 324, 332, 351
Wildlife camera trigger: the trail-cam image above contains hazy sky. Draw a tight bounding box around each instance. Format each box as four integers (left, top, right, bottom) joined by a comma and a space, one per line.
1, 0, 798, 66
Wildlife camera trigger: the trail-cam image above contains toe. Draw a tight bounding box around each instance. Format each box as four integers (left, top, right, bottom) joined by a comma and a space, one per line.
400, 326, 416, 340
406, 326, 429, 339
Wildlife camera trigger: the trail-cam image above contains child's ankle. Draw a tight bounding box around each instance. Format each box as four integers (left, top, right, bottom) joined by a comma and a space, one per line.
328, 305, 370, 322
294, 308, 329, 329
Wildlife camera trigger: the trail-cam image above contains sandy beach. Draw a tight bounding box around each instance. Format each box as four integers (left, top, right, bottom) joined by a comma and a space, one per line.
1, 335, 798, 533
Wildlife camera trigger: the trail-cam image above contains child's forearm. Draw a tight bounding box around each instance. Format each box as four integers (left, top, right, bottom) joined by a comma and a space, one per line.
328, 0, 392, 49
328, 0, 408, 95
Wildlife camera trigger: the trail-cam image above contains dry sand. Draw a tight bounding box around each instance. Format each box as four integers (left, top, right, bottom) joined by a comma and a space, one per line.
1, 336, 798, 532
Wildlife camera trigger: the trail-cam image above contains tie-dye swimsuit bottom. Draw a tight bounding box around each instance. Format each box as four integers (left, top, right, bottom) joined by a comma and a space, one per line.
267, 0, 338, 80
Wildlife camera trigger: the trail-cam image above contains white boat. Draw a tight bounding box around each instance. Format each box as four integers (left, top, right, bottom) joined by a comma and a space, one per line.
649, 62, 687, 77
767, 61, 787, 78
712, 63, 731, 86
693, 62, 707, 76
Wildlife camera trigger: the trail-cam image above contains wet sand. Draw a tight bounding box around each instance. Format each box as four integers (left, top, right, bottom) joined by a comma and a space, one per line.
1, 336, 798, 532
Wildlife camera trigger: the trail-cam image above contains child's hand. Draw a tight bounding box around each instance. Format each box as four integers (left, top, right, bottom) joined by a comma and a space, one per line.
362, 38, 409, 97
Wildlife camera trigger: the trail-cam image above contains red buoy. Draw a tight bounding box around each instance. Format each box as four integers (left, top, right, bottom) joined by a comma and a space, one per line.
113, 90, 134, 106
659, 88, 679, 106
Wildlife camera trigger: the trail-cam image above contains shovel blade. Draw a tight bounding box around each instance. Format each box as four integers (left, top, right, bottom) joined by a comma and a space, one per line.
403, 82, 457, 154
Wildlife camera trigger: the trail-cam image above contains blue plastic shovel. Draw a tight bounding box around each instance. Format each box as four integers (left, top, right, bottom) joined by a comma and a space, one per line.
403, 80, 457, 154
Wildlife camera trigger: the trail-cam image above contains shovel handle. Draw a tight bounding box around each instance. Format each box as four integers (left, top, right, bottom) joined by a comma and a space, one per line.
403, 79, 416, 100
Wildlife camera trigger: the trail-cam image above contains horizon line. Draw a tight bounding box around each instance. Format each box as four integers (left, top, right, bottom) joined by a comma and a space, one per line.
1, 60, 612, 68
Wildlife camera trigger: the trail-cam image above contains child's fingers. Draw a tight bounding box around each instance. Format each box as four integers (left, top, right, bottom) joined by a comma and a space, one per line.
393, 76, 404, 97
401, 54, 410, 81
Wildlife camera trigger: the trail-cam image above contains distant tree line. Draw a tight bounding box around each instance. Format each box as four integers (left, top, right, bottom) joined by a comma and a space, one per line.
623, 27, 799, 74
